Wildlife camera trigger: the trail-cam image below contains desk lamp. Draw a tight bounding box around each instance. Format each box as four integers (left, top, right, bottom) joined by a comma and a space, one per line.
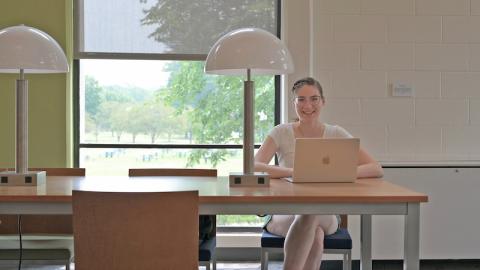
0, 25, 69, 186
205, 28, 293, 186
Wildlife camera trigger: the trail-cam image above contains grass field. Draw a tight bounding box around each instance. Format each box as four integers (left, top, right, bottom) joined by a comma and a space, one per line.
79, 139, 266, 226
80, 148, 245, 176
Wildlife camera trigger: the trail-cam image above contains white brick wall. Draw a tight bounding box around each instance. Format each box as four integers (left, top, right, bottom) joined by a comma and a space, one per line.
361, 0, 415, 15
334, 15, 387, 42
388, 16, 441, 43
332, 70, 386, 97
319, 0, 361, 14
361, 43, 415, 70
470, 99, 480, 125
312, 0, 480, 162
416, 0, 469, 16
472, 0, 480, 15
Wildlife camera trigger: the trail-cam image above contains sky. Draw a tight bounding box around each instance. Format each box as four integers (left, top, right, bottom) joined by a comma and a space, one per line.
81, 59, 172, 91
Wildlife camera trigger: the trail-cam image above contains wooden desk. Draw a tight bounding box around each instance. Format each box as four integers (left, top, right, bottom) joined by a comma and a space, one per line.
0, 176, 428, 270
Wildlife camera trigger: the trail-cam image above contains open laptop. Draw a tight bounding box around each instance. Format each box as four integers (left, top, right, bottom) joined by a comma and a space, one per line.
285, 138, 360, 183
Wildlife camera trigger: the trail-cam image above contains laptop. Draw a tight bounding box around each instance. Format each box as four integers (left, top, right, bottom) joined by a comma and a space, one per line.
285, 138, 360, 183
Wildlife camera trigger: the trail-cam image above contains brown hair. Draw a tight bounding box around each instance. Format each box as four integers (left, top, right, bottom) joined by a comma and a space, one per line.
291, 77, 324, 100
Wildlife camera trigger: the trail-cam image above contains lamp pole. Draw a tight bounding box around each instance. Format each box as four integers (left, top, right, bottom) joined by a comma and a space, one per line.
16, 68, 28, 174
244, 68, 254, 174
228, 68, 268, 186
0, 66, 46, 186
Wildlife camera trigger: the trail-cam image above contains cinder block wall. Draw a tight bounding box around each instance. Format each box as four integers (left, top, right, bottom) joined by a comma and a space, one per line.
311, 0, 480, 162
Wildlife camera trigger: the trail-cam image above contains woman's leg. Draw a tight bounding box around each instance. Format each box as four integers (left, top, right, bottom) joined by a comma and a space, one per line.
265, 215, 295, 236
302, 226, 324, 270
283, 215, 338, 270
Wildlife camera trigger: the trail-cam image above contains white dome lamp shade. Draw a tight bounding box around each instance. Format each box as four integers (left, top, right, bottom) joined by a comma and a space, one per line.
0, 25, 68, 73
205, 28, 293, 76
0, 25, 69, 186
205, 28, 294, 187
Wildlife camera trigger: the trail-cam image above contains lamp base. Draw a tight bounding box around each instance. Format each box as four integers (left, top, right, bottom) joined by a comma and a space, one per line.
229, 172, 270, 187
0, 171, 46, 186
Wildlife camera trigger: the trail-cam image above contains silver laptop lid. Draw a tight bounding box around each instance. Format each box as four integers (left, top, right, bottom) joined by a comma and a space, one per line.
289, 138, 360, 183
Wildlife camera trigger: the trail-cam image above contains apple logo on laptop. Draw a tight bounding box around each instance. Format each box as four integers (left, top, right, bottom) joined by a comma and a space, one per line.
322, 156, 330, 165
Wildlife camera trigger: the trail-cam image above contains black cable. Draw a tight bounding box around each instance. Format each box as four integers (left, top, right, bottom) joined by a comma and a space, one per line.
17, 215, 22, 270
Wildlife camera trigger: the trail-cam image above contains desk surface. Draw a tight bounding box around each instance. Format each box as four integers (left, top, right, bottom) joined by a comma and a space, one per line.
0, 176, 427, 270
0, 176, 427, 204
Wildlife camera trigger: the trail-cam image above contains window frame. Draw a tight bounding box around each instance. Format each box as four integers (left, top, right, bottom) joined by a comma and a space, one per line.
73, 0, 282, 168
73, 1, 282, 230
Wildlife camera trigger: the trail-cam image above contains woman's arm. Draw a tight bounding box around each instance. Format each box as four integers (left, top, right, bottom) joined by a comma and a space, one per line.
357, 147, 384, 178
254, 136, 293, 179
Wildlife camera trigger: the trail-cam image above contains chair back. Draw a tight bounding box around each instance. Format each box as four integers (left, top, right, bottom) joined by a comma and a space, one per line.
73, 190, 198, 270
0, 167, 85, 176
129, 168, 217, 177
30, 167, 85, 176
0, 168, 85, 235
128, 168, 217, 240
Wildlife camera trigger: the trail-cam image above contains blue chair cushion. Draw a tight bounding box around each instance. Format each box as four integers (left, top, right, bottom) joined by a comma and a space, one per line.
199, 237, 216, 261
261, 228, 352, 249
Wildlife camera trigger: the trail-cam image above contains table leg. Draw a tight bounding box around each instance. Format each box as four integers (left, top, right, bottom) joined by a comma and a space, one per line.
361, 214, 372, 270
404, 203, 420, 270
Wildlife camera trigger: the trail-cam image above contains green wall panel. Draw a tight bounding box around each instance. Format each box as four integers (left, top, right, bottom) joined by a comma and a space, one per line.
0, 0, 71, 168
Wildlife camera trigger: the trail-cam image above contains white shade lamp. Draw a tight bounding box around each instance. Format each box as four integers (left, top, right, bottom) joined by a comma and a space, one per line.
205, 28, 293, 186
0, 25, 69, 186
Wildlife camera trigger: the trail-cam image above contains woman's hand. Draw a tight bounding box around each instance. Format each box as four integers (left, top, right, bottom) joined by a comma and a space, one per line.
357, 147, 384, 178
357, 162, 383, 178
254, 136, 293, 179
255, 162, 293, 179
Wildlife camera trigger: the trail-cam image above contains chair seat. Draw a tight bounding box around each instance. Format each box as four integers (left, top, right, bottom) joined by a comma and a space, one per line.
261, 228, 352, 249
199, 237, 216, 262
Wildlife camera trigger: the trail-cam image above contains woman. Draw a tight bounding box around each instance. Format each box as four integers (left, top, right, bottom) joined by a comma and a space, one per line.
254, 77, 383, 270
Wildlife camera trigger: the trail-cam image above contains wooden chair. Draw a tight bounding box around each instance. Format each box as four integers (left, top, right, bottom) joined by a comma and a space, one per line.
0, 168, 85, 269
129, 168, 217, 177
128, 168, 217, 270
72, 190, 198, 270
260, 215, 352, 270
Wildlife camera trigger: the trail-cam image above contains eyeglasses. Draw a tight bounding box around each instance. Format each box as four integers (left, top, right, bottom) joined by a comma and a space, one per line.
294, 95, 322, 106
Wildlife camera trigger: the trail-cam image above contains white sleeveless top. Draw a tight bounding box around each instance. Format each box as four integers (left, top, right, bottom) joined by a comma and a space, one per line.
267, 123, 353, 168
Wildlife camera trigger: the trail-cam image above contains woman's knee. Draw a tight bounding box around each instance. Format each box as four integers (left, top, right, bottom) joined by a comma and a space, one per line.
295, 214, 331, 227
267, 215, 295, 237
295, 215, 318, 227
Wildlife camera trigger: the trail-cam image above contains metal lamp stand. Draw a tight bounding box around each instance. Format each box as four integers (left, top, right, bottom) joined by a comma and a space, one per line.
229, 69, 270, 187
0, 69, 46, 186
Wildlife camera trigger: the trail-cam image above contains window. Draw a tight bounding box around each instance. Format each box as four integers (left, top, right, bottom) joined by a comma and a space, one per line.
75, 0, 280, 227
76, 0, 278, 56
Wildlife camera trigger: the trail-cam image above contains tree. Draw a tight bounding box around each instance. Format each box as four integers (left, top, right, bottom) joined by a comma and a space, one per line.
85, 76, 104, 141
139, 0, 277, 166
125, 104, 147, 143
110, 105, 132, 142
132, 99, 185, 144
140, 0, 276, 53
160, 61, 274, 167
103, 85, 152, 103
85, 76, 103, 117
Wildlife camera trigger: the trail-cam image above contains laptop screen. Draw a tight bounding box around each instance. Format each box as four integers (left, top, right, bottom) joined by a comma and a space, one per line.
287, 138, 359, 183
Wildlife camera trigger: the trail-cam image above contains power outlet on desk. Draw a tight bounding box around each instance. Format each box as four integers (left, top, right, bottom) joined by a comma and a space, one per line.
0, 171, 46, 186
229, 172, 270, 187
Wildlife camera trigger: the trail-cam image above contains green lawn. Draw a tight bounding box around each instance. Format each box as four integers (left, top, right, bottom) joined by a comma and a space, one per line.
80, 143, 265, 226
80, 148, 244, 176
